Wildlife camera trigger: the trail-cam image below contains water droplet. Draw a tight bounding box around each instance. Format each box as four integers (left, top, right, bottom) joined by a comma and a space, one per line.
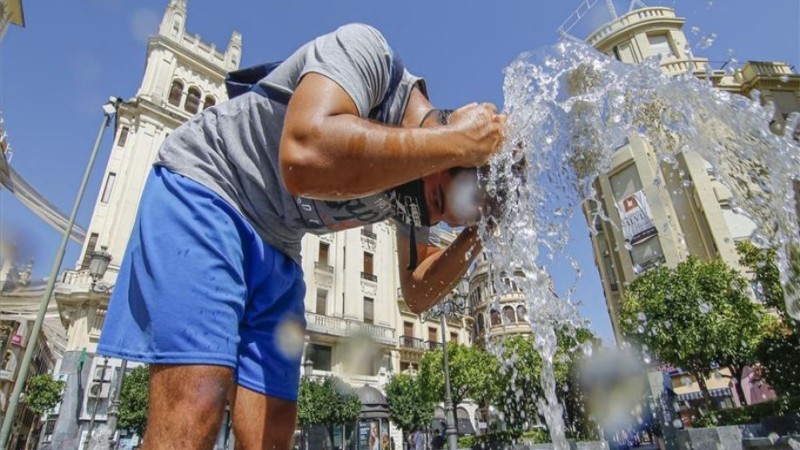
780, 75, 790, 83
699, 302, 711, 314
682, 179, 693, 187
673, 419, 683, 428
768, 432, 780, 444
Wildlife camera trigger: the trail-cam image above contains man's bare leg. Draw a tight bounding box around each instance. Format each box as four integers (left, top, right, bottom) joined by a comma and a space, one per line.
142, 365, 233, 450
231, 384, 298, 450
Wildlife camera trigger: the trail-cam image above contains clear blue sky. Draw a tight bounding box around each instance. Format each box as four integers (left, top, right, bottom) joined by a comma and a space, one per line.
1, 0, 798, 344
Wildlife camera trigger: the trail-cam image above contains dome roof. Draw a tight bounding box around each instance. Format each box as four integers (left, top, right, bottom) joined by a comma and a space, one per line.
356, 385, 387, 406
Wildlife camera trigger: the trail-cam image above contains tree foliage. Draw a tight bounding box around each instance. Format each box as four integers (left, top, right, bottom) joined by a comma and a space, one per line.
418, 341, 500, 409
297, 376, 361, 431
620, 256, 770, 407
738, 241, 800, 397
491, 329, 599, 438
23, 373, 64, 416
384, 373, 434, 433
119, 365, 150, 437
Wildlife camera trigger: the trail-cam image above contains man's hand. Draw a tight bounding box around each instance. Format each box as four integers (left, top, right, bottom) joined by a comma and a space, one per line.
448, 103, 507, 167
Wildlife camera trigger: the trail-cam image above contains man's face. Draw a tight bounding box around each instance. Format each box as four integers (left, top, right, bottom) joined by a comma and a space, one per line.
423, 168, 481, 227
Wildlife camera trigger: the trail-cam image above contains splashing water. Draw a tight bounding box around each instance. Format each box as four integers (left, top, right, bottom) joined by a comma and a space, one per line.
479, 40, 799, 447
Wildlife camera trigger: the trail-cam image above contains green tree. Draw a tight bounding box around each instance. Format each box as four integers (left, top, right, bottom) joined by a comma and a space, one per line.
491, 329, 599, 438
119, 365, 150, 437
23, 373, 64, 416
384, 373, 434, 434
297, 376, 361, 445
418, 342, 500, 411
620, 257, 770, 409
738, 241, 800, 397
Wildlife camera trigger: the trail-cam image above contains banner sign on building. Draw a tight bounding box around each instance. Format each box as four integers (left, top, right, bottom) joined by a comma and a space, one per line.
618, 190, 658, 245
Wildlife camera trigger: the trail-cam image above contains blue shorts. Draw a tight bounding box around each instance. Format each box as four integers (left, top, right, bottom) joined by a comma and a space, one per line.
98, 166, 307, 401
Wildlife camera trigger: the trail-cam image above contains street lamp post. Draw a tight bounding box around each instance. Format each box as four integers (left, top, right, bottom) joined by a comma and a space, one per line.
421, 280, 469, 450
0, 97, 121, 450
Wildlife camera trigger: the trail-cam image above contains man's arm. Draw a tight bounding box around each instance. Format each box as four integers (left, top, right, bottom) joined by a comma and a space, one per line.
397, 226, 482, 314
279, 73, 504, 200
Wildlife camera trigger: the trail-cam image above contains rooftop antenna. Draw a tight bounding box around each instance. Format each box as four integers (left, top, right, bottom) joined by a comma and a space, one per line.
558, 0, 649, 40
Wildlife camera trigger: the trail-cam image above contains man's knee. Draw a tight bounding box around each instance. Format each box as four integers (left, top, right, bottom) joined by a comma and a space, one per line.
149, 365, 233, 420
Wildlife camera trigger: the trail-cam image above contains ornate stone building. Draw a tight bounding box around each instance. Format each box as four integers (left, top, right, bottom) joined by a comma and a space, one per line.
50, 1, 240, 447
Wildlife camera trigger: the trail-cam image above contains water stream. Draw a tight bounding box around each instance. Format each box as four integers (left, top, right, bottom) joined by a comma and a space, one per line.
479, 40, 799, 447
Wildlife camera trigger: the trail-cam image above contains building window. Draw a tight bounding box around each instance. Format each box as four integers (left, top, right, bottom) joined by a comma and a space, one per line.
490, 309, 501, 326
101, 173, 116, 204
450, 332, 458, 344
516, 305, 527, 322
363, 252, 374, 274
363, 297, 374, 324
403, 321, 413, 337
319, 242, 330, 266
316, 289, 328, 315
648, 33, 675, 59
502, 306, 516, 324
361, 252, 377, 282
80, 233, 99, 270
428, 327, 437, 343
203, 95, 216, 110
117, 126, 129, 147
477, 313, 485, 332
308, 344, 332, 371
185, 87, 201, 114
168, 80, 183, 106
400, 361, 410, 372
612, 45, 622, 61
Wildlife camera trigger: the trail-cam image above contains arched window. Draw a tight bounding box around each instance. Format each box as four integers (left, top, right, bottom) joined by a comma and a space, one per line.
516, 305, 528, 323
168, 80, 184, 106
203, 95, 216, 110
490, 309, 501, 326
185, 87, 201, 114
502, 306, 516, 324
477, 313, 485, 332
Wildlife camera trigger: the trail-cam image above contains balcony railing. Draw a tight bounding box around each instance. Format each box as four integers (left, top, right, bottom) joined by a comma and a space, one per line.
60, 269, 94, 288
0, 369, 13, 381
425, 340, 443, 351
398, 335, 426, 351
305, 312, 395, 346
315, 262, 334, 273
361, 229, 377, 239
361, 272, 377, 282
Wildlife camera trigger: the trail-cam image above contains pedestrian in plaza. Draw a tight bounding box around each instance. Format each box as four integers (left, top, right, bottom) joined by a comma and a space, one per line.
98, 23, 505, 450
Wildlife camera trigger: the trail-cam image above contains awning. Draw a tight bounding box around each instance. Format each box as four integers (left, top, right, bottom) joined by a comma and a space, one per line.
676, 387, 731, 402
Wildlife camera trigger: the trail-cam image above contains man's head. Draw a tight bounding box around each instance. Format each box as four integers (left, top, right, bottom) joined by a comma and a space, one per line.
419, 109, 483, 227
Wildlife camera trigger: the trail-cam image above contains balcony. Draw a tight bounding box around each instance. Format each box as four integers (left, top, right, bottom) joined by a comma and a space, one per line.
425, 340, 443, 351
361, 272, 377, 282
305, 312, 395, 346
361, 228, 377, 240
0, 370, 13, 382
587, 7, 679, 48
314, 262, 334, 273
398, 335, 426, 351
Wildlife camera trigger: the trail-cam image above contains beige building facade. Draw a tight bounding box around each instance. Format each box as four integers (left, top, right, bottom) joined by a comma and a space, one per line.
580, 4, 798, 410
582, 5, 800, 342
0, 0, 24, 41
